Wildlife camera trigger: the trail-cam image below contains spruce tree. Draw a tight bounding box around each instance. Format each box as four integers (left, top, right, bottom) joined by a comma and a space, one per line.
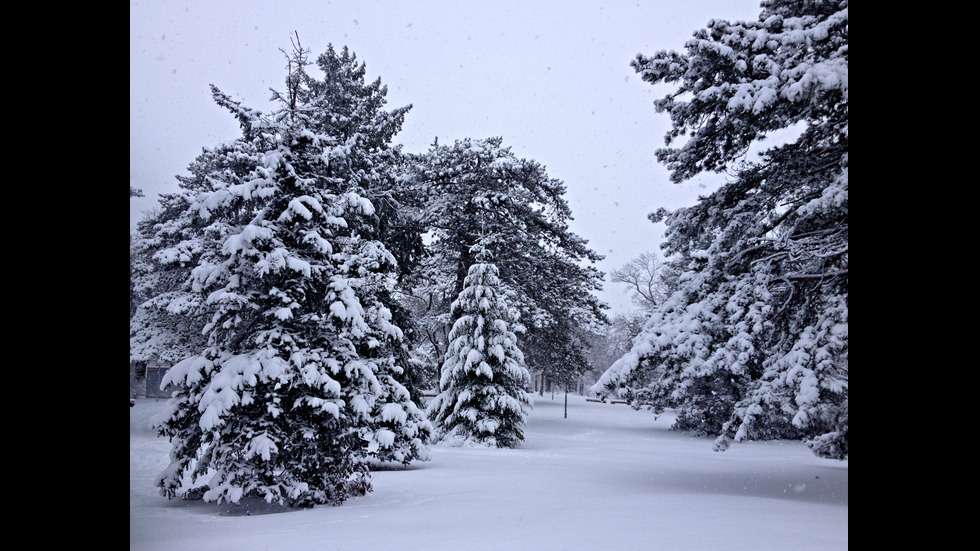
427, 247, 532, 447
404, 137, 607, 391
592, 0, 847, 459
146, 39, 431, 508
130, 142, 250, 366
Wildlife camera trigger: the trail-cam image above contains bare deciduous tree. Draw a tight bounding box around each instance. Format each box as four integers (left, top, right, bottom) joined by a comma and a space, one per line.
609, 252, 670, 311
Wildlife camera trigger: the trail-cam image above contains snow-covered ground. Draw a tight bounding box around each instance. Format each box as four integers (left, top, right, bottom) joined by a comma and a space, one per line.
131, 393, 847, 550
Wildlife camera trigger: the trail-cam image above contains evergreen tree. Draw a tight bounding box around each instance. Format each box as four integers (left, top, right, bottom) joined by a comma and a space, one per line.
404, 137, 608, 391
144, 39, 432, 508
592, 0, 847, 459
427, 246, 532, 447
130, 143, 248, 366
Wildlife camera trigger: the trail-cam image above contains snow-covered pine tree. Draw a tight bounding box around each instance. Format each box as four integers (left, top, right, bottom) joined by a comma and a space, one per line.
427, 246, 532, 448
130, 142, 253, 366
147, 39, 431, 508
404, 137, 607, 392
592, 0, 847, 459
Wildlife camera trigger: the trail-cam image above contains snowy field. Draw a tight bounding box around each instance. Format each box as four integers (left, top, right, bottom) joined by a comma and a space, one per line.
130, 393, 847, 550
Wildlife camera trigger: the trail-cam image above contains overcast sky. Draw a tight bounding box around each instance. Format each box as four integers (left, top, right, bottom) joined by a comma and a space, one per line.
130, 0, 764, 315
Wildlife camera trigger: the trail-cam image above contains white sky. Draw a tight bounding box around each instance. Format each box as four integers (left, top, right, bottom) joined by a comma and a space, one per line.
130, 0, 764, 315
131, 393, 848, 550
